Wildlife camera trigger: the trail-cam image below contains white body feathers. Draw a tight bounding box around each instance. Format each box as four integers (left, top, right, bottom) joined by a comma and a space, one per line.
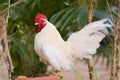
34, 19, 111, 71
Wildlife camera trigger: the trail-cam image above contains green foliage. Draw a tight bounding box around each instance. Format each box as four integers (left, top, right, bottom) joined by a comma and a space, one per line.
0, 2, 8, 11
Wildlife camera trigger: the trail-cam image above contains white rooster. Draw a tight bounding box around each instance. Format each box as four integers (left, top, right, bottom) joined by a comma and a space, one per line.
34, 13, 111, 71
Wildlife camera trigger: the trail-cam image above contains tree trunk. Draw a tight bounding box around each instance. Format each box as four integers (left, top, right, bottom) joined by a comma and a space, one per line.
0, 15, 14, 80
110, 1, 120, 80
116, 18, 120, 80
116, 1, 120, 79
87, 0, 95, 80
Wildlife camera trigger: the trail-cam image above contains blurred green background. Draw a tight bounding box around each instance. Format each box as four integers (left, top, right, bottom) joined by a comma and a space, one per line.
0, 0, 118, 78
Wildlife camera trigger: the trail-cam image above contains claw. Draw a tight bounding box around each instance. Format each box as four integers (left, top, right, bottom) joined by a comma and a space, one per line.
49, 70, 64, 80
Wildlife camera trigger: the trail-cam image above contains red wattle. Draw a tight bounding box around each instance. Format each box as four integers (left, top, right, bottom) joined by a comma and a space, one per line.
38, 25, 42, 32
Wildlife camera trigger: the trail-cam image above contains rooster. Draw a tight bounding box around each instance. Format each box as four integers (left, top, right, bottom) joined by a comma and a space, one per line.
34, 13, 111, 71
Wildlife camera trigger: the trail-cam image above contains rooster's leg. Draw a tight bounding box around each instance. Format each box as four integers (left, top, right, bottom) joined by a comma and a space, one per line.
52, 70, 63, 80
47, 66, 64, 80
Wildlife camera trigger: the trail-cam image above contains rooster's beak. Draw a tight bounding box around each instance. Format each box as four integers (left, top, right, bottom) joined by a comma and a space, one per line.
35, 23, 39, 25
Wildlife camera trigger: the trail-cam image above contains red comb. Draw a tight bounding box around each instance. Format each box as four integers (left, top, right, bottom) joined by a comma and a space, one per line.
36, 13, 48, 20
34, 13, 48, 23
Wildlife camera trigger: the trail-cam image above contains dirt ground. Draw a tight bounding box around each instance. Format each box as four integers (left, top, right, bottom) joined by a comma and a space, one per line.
63, 57, 110, 80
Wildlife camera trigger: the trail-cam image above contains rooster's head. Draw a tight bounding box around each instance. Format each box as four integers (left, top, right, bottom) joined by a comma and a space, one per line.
34, 13, 48, 32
